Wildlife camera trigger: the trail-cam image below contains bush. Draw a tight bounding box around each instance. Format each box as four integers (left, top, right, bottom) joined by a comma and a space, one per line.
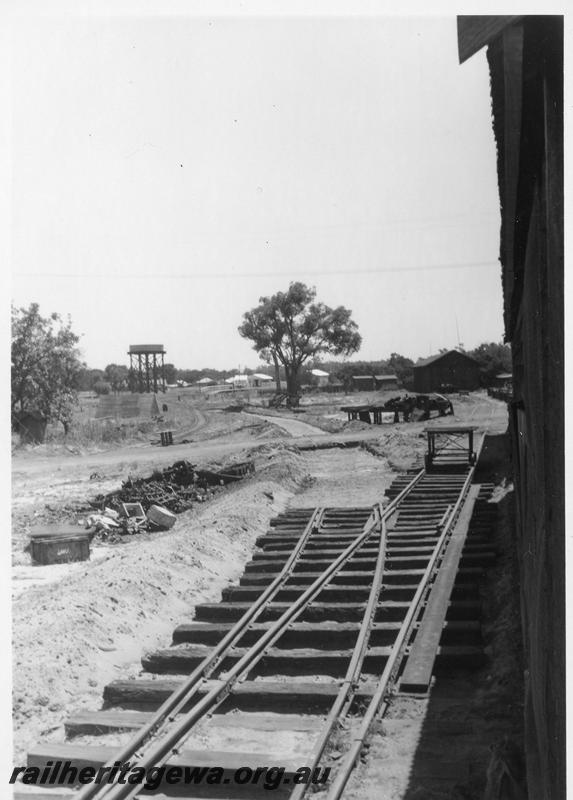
93, 381, 112, 396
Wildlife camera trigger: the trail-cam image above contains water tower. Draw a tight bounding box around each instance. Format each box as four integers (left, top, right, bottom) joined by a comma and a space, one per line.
128, 344, 166, 393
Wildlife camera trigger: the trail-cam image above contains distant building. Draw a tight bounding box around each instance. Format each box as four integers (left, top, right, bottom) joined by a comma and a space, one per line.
250, 373, 274, 388
413, 351, 480, 392
492, 372, 513, 388
374, 374, 399, 390
311, 368, 330, 388
352, 375, 375, 391
225, 374, 250, 388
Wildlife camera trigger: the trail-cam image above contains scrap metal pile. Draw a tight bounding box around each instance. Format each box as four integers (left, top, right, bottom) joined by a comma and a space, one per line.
88, 459, 255, 537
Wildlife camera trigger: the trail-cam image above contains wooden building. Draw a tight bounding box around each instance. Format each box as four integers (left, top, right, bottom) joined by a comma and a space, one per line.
412, 350, 480, 393
492, 372, 513, 388
458, 16, 564, 799
374, 374, 399, 390
310, 368, 330, 388
351, 375, 375, 391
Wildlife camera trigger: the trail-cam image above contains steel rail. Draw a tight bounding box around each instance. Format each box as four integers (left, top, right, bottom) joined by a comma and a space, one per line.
288, 513, 390, 800
436, 504, 452, 530
290, 467, 453, 800
100, 508, 385, 800
324, 437, 484, 800
76, 506, 324, 800
99, 471, 426, 800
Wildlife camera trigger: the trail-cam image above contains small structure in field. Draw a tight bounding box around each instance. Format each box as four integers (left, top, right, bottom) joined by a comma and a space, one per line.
492, 372, 513, 388
351, 375, 376, 391
225, 374, 250, 388
311, 368, 330, 388
423, 424, 478, 469
250, 373, 274, 388
413, 350, 480, 392
374, 374, 399, 390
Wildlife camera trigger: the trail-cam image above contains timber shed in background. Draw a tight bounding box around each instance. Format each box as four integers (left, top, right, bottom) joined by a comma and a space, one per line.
349, 374, 399, 391
458, 15, 564, 799
374, 374, 399, 390
412, 350, 480, 392
351, 375, 376, 391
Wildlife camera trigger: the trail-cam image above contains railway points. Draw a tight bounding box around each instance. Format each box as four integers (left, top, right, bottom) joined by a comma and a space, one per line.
16, 432, 501, 800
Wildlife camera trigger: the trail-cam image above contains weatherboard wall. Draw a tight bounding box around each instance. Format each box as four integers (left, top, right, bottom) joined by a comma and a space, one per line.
412, 351, 480, 393
458, 15, 565, 799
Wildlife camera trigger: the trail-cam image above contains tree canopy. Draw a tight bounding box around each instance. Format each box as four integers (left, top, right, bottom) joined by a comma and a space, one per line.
238, 282, 361, 395
11, 303, 84, 434
468, 342, 512, 385
104, 363, 130, 393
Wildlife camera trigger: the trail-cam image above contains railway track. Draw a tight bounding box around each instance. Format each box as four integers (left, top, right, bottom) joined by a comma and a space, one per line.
18, 441, 497, 800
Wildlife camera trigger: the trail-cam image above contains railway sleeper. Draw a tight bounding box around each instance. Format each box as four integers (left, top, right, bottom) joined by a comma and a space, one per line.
244, 554, 436, 573
103, 678, 379, 714
239, 565, 485, 589
255, 532, 449, 548
239, 569, 428, 587
170, 619, 482, 649
253, 554, 436, 570
65, 709, 323, 739
221, 581, 480, 604
140, 644, 484, 677
193, 598, 482, 623
221, 584, 424, 603
250, 547, 386, 561
250, 543, 442, 560
25, 744, 303, 798
254, 535, 379, 551
254, 534, 380, 548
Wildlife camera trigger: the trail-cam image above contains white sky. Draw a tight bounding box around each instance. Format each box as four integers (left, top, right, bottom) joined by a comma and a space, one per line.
10, 13, 503, 370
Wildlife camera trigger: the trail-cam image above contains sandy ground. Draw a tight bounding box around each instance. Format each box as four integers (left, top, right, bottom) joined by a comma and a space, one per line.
11, 391, 512, 794
12, 445, 308, 761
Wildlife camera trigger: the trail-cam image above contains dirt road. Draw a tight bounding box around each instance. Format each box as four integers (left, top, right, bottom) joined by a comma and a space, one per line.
242, 411, 327, 437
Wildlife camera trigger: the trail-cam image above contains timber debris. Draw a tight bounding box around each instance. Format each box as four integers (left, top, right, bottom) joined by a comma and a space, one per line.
88, 459, 255, 535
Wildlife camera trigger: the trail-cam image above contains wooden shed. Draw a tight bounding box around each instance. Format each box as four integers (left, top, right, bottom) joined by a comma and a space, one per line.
492, 372, 512, 388
412, 350, 480, 393
310, 369, 330, 388
374, 374, 399, 390
351, 375, 375, 391
458, 15, 564, 798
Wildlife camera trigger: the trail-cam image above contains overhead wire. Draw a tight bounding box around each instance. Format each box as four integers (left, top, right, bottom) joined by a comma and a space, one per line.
16, 259, 499, 280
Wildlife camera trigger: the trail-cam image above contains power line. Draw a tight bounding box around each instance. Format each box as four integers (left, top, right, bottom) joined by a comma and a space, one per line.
16, 260, 499, 280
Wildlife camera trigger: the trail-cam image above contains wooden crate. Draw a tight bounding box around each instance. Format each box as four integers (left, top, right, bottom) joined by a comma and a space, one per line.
30, 526, 91, 565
